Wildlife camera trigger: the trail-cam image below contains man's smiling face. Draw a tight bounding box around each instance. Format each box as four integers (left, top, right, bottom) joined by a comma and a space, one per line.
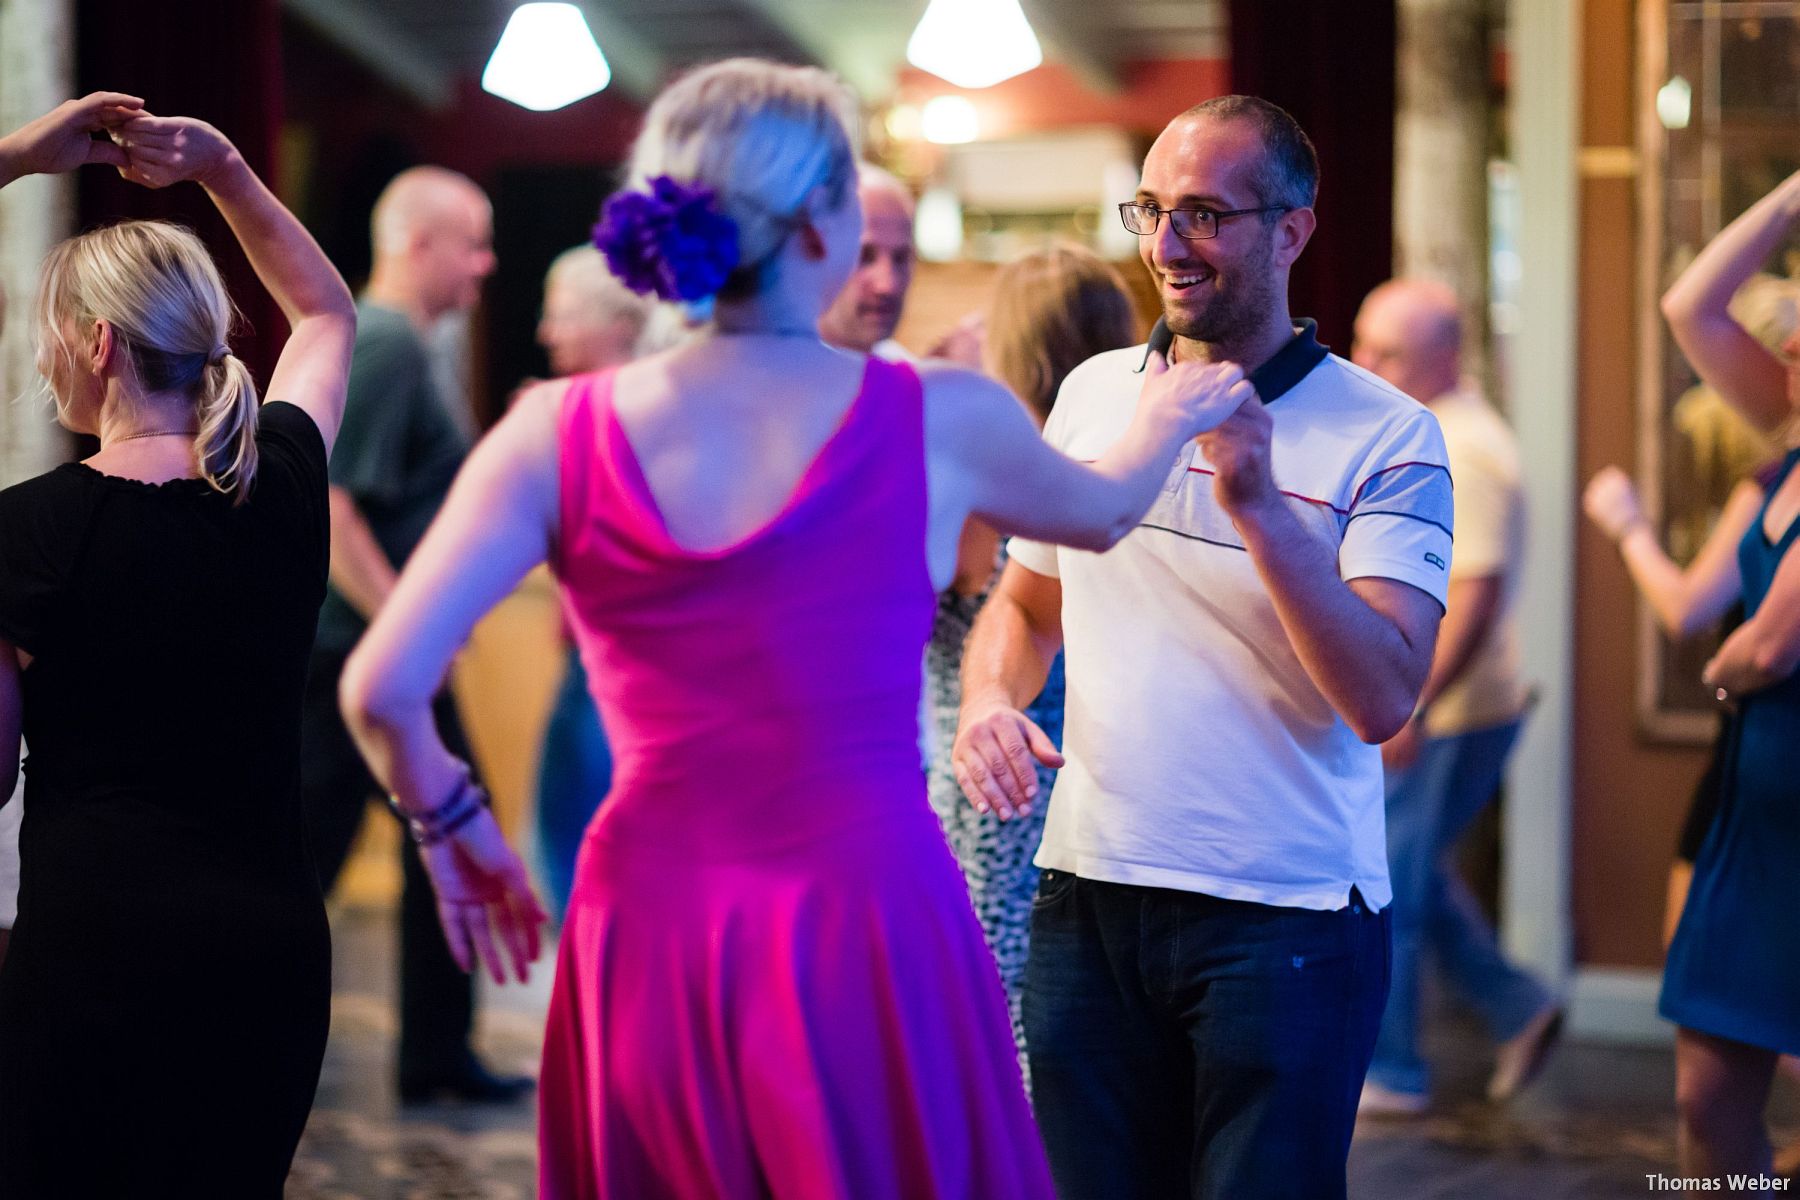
1134, 116, 1284, 346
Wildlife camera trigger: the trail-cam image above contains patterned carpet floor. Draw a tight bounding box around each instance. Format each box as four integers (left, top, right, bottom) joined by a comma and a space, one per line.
291, 905, 1798, 1198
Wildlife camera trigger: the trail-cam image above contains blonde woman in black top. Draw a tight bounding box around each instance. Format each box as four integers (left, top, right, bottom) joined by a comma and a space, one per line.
0, 95, 355, 1197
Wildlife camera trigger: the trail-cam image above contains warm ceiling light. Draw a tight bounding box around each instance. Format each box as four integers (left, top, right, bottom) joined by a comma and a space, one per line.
482, 3, 612, 111
921, 95, 979, 145
885, 104, 923, 142
907, 0, 1043, 89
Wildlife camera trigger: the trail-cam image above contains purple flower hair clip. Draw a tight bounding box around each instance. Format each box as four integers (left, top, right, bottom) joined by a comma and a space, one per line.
592, 176, 741, 304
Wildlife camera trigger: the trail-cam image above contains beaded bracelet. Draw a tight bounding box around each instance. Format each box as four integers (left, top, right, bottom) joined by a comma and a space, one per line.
432, 796, 486, 843
388, 765, 467, 826
389, 766, 488, 846
414, 787, 486, 847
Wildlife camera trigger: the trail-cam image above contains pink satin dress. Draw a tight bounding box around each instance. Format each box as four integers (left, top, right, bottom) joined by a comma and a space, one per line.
538, 358, 1054, 1199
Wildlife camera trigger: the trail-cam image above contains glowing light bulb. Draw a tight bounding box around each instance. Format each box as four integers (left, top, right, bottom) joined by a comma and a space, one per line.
482, 3, 612, 112
922, 96, 980, 145
1655, 75, 1692, 130
885, 104, 923, 142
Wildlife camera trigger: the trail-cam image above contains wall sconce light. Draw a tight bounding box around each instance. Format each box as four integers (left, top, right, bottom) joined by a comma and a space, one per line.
1655, 75, 1692, 130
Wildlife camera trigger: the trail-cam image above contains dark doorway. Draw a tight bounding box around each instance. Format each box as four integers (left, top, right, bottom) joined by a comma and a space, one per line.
481, 165, 623, 429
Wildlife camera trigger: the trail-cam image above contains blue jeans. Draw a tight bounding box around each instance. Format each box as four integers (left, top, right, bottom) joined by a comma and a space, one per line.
534, 648, 612, 917
1023, 872, 1389, 1200
1368, 718, 1549, 1096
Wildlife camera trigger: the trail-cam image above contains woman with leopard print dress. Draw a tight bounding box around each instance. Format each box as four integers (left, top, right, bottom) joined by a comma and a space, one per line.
927, 245, 1140, 1061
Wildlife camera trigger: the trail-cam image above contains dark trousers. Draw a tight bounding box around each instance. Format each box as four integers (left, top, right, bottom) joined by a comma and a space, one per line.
1023, 871, 1389, 1200
301, 650, 474, 1077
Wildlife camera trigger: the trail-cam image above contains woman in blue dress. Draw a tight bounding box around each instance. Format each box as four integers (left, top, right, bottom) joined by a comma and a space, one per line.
1659, 167, 1800, 1179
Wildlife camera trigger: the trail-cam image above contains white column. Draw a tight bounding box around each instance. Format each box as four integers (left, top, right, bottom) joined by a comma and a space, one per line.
1394, 0, 1494, 387
1502, 0, 1579, 989
0, 0, 75, 488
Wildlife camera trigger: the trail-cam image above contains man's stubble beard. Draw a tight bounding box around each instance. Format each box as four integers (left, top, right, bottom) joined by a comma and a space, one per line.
1160, 235, 1278, 349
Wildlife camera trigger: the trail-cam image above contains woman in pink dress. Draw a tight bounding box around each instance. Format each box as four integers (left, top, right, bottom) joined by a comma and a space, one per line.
340, 58, 1253, 1199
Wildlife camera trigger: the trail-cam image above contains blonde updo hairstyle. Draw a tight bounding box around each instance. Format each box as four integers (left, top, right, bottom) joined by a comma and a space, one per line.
627, 58, 859, 320
37, 220, 258, 503
985, 242, 1140, 422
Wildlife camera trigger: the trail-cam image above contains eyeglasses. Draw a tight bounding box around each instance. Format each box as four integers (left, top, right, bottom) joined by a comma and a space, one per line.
1117, 202, 1290, 240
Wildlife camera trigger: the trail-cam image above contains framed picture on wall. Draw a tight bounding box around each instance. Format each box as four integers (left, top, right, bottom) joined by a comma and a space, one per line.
1635, 2, 1800, 743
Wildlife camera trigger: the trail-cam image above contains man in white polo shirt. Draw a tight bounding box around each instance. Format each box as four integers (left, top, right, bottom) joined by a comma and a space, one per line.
1351, 279, 1558, 1117
953, 96, 1452, 1199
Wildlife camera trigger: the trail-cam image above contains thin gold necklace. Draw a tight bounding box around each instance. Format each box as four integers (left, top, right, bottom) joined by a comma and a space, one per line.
111, 429, 196, 444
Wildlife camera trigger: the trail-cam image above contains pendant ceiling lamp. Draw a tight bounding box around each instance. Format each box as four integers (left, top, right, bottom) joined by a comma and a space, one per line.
906, 0, 1044, 90
482, 3, 612, 112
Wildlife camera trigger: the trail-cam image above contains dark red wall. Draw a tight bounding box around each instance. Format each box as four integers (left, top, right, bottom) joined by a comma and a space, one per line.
74, 8, 647, 414
281, 19, 645, 419
1228, 0, 1397, 353
77, 0, 287, 384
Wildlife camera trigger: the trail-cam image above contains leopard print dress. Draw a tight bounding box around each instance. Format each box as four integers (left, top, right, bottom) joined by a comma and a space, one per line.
925, 580, 1065, 1068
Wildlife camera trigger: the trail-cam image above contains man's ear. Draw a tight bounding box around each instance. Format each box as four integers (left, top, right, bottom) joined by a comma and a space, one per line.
1273, 207, 1316, 268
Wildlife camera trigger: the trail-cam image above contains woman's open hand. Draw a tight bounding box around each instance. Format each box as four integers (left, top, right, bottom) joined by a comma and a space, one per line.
1138, 351, 1259, 442
418, 807, 551, 985
0, 92, 142, 184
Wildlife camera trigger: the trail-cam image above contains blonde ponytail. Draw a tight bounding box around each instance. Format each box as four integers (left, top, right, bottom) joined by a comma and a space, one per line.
35, 220, 263, 504
196, 351, 259, 503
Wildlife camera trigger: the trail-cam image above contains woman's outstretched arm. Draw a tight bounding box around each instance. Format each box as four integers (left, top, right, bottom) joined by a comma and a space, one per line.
110, 114, 357, 451
0, 92, 140, 187
340, 383, 562, 984
923, 351, 1254, 561
1660, 170, 1800, 432
1584, 467, 1760, 639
